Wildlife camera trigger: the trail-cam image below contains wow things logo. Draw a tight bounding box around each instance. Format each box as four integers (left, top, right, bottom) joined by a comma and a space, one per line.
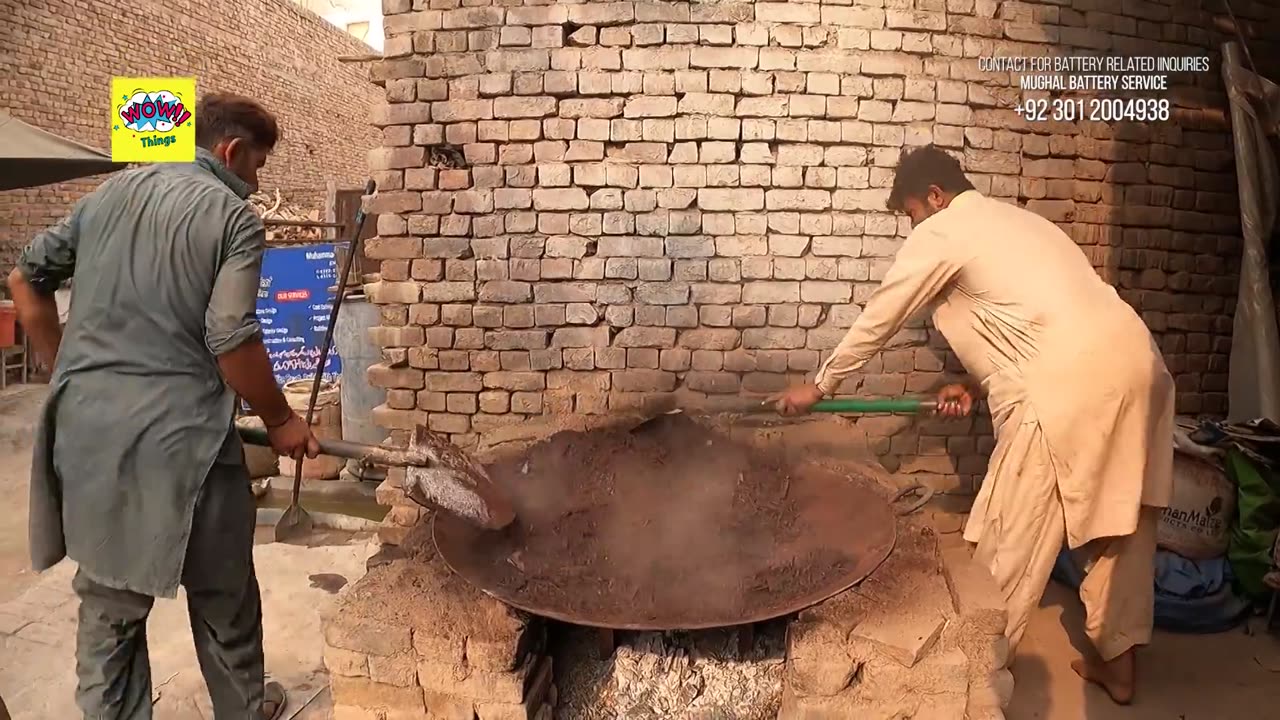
110, 77, 196, 163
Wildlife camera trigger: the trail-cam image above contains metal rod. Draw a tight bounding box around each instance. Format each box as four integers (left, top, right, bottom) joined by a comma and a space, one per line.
1221, 0, 1274, 133
727, 396, 938, 414
595, 628, 616, 658
289, 179, 377, 506
737, 624, 755, 657
1222, 0, 1262, 82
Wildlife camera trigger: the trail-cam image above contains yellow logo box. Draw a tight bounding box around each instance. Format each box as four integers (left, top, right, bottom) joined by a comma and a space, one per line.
111, 77, 196, 163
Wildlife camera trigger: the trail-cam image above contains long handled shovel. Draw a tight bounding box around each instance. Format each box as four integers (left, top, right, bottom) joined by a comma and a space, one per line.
239, 425, 515, 530
633, 395, 940, 432
275, 179, 376, 542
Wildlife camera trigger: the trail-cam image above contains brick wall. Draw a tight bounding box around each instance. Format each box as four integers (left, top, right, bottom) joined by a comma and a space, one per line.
0, 0, 381, 270
363, 0, 1277, 493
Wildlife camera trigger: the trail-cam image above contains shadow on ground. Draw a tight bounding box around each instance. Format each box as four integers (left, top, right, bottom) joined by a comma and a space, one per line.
1009, 582, 1280, 719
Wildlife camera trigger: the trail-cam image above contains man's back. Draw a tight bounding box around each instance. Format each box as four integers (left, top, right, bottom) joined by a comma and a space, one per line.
13, 94, 303, 720
963, 194, 1176, 536
937, 192, 1138, 339
923, 191, 1159, 390
57, 162, 256, 384
23, 151, 266, 598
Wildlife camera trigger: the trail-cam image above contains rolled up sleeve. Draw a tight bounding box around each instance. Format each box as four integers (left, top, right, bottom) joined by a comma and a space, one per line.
814, 227, 962, 395
18, 203, 84, 295
205, 210, 265, 355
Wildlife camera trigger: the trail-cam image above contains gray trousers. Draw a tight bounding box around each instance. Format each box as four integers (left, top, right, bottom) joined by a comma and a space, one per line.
72, 461, 264, 720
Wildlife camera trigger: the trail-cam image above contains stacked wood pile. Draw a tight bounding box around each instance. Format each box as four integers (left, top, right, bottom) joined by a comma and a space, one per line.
250, 189, 326, 245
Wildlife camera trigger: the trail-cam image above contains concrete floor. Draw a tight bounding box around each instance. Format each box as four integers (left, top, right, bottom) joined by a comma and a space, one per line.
1, 384, 1279, 718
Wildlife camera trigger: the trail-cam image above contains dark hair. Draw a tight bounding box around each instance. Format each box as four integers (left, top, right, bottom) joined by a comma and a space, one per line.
887, 145, 974, 211
195, 93, 280, 151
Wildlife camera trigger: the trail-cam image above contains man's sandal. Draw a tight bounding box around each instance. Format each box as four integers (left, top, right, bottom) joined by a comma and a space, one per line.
263, 681, 288, 720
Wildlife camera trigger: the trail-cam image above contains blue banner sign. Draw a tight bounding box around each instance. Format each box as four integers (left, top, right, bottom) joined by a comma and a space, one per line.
256, 243, 345, 387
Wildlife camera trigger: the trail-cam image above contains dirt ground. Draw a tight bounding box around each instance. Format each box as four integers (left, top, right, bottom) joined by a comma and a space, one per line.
1008, 581, 1280, 719
1, 385, 1279, 718
0, 384, 44, 605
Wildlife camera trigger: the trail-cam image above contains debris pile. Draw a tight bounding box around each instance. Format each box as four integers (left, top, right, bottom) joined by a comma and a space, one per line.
553, 627, 785, 720
249, 189, 324, 244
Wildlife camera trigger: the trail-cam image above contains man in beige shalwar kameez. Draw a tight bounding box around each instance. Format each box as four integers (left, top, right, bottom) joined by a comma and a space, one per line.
776, 146, 1174, 704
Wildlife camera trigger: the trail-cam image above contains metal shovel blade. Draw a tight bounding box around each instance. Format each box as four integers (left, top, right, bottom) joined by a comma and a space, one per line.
236, 422, 516, 531
274, 501, 314, 542
401, 426, 516, 530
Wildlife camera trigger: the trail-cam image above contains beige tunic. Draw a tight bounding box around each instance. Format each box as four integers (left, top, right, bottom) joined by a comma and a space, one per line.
815, 190, 1174, 548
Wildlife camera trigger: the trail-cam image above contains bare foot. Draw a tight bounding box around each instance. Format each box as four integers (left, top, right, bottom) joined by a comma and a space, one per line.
1071, 651, 1135, 705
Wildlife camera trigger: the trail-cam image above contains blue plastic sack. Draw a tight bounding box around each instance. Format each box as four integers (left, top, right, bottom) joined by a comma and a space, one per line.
1051, 548, 1251, 634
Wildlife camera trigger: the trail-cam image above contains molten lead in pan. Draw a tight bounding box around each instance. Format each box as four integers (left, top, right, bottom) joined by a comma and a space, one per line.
433, 415, 897, 631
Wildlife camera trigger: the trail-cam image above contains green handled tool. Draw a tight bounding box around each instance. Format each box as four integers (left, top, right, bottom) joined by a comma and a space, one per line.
803, 397, 937, 414
626, 394, 951, 516
714, 395, 940, 416
633, 394, 940, 433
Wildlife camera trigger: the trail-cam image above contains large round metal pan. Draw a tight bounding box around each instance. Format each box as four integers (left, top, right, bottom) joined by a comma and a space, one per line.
432, 423, 897, 631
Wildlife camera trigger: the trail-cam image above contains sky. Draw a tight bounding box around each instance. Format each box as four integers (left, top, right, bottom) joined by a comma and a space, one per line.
293, 0, 385, 51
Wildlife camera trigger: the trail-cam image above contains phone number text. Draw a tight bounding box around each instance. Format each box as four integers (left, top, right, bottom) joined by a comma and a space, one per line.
1014, 98, 1171, 122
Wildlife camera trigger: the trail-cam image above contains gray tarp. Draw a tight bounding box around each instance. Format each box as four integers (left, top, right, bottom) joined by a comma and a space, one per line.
1222, 42, 1280, 423
0, 111, 125, 191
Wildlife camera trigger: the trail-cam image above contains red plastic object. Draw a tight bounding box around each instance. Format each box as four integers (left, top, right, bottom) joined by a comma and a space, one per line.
0, 301, 15, 349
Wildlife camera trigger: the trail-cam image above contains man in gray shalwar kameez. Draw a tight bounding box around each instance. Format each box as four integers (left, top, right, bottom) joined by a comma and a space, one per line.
7, 94, 320, 720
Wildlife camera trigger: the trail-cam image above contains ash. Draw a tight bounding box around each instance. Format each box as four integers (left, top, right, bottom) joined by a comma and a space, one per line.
553, 622, 786, 720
